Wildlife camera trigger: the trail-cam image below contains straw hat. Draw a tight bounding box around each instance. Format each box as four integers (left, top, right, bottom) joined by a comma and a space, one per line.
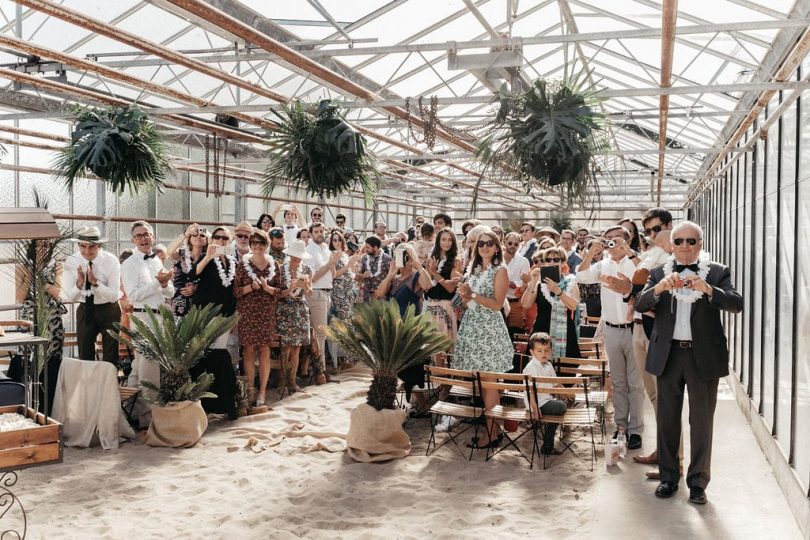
234, 221, 253, 234
536, 226, 560, 240
282, 239, 313, 261
73, 226, 107, 244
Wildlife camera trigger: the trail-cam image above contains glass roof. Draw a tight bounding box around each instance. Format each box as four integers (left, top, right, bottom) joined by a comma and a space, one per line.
0, 0, 805, 213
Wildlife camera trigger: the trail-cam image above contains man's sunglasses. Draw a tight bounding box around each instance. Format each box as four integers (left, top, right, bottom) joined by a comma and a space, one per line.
235, 233, 250, 240
312, 213, 323, 218
212, 235, 229, 241
643, 224, 664, 236
505, 241, 520, 247
477, 240, 496, 248
673, 238, 699, 246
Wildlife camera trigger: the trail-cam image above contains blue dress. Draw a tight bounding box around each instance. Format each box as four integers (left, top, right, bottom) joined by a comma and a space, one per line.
454, 264, 513, 373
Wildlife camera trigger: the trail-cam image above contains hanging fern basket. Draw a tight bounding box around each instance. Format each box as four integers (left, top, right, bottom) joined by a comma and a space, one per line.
262, 100, 380, 204
475, 76, 608, 211
54, 105, 172, 194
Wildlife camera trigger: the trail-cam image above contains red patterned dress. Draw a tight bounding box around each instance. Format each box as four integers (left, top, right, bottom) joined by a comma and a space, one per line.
234, 254, 280, 346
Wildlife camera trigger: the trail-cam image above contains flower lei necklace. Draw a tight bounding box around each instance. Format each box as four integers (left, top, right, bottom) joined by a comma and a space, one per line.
662, 250, 711, 304
363, 252, 383, 277
243, 254, 275, 283
437, 256, 447, 276
180, 246, 196, 275
213, 254, 236, 287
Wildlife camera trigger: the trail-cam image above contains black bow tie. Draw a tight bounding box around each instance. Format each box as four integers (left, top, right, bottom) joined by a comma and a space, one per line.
144, 252, 157, 260
675, 263, 699, 272
285, 226, 295, 229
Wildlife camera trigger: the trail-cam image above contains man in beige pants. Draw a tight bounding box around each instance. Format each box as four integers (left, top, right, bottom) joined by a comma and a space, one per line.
632, 208, 683, 478
306, 223, 341, 373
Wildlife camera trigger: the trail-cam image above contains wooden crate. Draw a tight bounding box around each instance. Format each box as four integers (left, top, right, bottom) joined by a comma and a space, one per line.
0, 405, 62, 471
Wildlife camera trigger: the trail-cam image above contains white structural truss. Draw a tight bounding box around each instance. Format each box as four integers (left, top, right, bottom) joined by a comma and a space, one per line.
0, 0, 808, 214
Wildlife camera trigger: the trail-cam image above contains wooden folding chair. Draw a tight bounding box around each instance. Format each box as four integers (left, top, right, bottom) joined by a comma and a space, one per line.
425, 365, 482, 460
556, 356, 609, 441
477, 371, 537, 468
528, 375, 598, 471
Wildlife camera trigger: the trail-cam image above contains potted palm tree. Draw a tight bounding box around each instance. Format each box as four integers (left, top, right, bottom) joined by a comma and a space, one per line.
109, 304, 238, 447
54, 104, 172, 194
262, 99, 380, 204
475, 76, 607, 212
326, 300, 451, 462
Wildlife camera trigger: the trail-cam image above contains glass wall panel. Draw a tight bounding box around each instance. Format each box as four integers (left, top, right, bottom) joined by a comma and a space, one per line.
760, 120, 779, 429
751, 137, 765, 410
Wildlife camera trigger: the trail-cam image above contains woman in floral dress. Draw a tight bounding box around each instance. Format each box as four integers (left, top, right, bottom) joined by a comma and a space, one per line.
233, 229, 280, 406
328, 230, 360, 368
276, 239, 312, 393
455, 227, 513, 449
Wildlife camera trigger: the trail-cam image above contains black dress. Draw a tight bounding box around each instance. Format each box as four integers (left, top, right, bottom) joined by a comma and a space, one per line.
531, 285, 581, 358
190, 256, 238, 420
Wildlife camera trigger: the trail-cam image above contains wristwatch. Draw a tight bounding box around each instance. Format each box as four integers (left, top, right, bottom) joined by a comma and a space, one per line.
471, 292, 478, 301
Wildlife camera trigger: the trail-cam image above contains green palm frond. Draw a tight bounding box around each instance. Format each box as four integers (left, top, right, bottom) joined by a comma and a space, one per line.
474, 76, 608, 213
109, 304, 238, 404
54, 104, 172, 195
326, 300, 452, 378
262, 100, 381, 205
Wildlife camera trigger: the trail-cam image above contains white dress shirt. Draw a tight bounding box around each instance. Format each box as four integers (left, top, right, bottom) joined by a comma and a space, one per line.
62, 250, 122, 304
522, 357, 557, 408
121, 251, 174, 309
671, 262, 697, 341
639, 246, 671, 272
283, 225, 300, 246
504, 254, 530, 300
306, 240, 334, 290
576, 257, 637, 325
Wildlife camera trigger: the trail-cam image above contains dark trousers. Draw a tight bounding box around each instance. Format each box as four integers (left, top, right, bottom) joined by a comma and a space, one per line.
76, 302, 122, 366
540, 399, 567, 449
656, 346, 718, 489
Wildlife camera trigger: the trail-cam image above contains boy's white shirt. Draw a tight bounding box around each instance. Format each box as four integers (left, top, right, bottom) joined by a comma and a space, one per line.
522, 357, 557, 408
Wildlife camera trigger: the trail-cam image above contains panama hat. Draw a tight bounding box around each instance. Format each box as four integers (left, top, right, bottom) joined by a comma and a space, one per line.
282, 239, 313, 262
73, 226, 107, 244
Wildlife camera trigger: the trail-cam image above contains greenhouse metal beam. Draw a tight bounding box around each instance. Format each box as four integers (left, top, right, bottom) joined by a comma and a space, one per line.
87, 17, 810, 69
657, 0, 678, 206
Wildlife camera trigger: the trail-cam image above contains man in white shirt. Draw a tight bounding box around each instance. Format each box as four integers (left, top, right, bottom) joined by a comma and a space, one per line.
517, 222, 538, 261
62, 226, 122, 365
631, 208, 677, 470
282, 207, 301, 246
121, 221, 174, 415
503, 232, 530, 333
577, 225, 645, 449
306, 222, 341, 371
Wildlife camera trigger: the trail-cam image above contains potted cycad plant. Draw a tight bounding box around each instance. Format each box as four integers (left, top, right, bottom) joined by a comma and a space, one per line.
110, 304, 238, 448
54, 104, 172, 194
262, 99, 380, 204
475, 75, 607, 212
326, 300, 451, 462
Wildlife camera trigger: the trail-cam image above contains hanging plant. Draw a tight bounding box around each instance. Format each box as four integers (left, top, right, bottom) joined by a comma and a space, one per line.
475, 75, 608, 211
54, 104, 172, 194
262, 99, 380, 204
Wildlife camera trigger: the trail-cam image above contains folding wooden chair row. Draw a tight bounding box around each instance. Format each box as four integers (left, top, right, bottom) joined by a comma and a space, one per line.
556, 356, 609, 441
424, 365, 482, 461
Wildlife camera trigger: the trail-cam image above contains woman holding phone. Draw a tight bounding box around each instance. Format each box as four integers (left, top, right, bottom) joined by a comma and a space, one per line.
520, 247, 581, 358
171, 224, 207, 317
195, 226, 237, 322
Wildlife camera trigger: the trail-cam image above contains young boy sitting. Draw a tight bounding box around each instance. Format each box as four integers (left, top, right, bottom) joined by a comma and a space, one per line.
522, 332, 566, 455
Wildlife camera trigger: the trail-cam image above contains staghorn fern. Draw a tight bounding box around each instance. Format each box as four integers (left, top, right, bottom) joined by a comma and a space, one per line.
262, 100, 380, 205
326, 299, 452, 410
54, 104, 172, 194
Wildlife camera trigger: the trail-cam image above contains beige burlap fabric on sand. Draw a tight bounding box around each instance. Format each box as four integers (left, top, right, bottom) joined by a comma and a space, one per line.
145, 401, 208, 448
346, 403, 410, 462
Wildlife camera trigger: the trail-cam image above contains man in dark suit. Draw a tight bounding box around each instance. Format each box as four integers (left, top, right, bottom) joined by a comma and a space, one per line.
635, 221, 743, 505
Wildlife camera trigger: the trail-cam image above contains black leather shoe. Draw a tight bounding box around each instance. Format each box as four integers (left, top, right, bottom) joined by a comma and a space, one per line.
627, 434, 642, 450
689, 487, 707, 505
655, 482, 679, 498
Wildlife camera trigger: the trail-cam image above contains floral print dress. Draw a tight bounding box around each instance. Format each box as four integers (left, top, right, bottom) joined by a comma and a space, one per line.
275, 259, 312, 347
233, 255, 279, 346
453, 264, 513, 373
330, 254, 355, 320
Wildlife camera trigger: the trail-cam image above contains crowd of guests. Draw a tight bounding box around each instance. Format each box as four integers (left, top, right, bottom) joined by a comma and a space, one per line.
51, 202, 740, 504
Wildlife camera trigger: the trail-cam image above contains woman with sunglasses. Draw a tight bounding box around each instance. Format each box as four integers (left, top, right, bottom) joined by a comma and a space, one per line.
417, 227, 462, 369
255, 213, 275, 233
619, 218, 642, 253
521, 247, 581, 359
233, 229, 281, 407
454, 228, 513, 449
192, 226, 239, 418
276, 239, 313, 393
170, 223, 207, 317
328, 230, 361, 368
